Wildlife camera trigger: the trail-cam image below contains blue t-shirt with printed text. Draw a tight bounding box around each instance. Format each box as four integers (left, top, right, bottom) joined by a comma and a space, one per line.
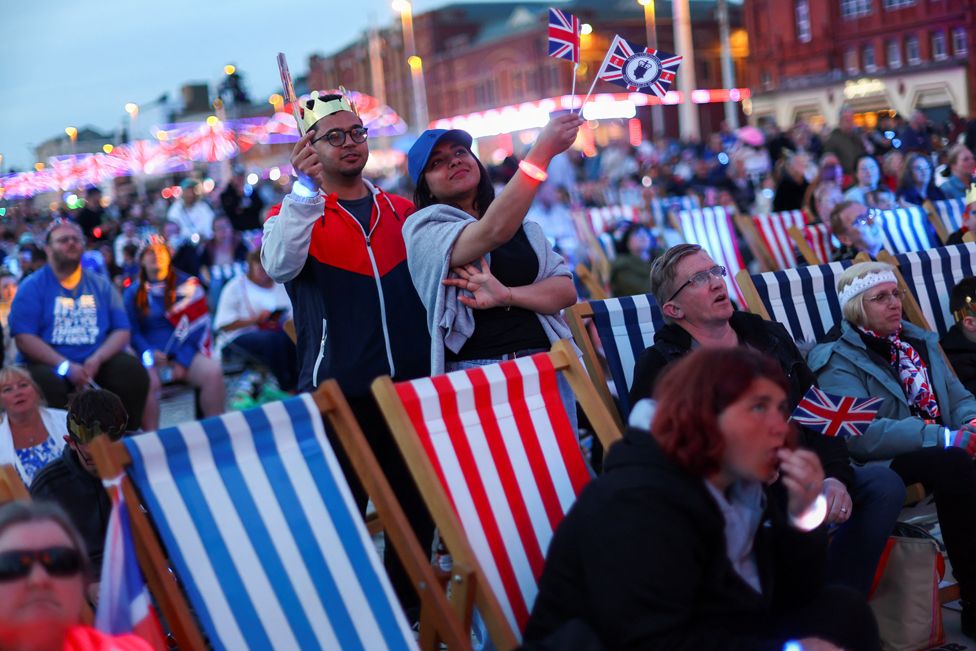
8, 265, 129, 363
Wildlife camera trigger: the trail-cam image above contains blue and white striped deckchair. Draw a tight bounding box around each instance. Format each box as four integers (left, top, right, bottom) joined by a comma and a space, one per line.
121, 395, 419, 651
567, 294, 665, 421
926, 198, 967, 243
649, 195, 700, 226
886, 243, 976, 337
736, 260, 855, 346
875, 206, 935, 254
672, 206, 747, 306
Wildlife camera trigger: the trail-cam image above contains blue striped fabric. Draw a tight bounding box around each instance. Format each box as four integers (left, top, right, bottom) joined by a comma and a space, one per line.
750, 260, 854, 345
649, 195, 700, 225
123, 395, 416, 651
930, 198, 967, 236
893, 243, 976, 337
877, 206, 934, 254
589, 294, 665, 416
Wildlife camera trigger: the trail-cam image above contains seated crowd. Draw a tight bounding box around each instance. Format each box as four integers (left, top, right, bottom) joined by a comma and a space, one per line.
3, 104, 976, 650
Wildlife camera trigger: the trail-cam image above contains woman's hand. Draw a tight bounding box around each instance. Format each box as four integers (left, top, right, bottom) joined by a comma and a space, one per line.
170, 363, 187, 383
527, 113, 585, 166
822, 477, 852, 525
442, 257, 511, 310
153, 350, 169, 366
777, 448, 824, 518
289, 131, 326, 191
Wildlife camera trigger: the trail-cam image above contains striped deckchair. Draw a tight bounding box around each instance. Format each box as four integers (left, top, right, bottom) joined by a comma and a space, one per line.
735, 260, 857, 346
566, 293, 665, 423
671, 206, 747, 305
875, 206, 935, 254
372, 340, 621, 650
790, 223, 836, 266
580, 204, 639, 236
648, 194, 700, 226
90, 393, 463, 651
879, 243, 976, 337
925, 198, 967, 243
738, 210, 808, 270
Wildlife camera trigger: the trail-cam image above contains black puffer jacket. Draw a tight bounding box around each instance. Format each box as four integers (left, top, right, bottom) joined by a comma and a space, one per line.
628, 310, 855, 488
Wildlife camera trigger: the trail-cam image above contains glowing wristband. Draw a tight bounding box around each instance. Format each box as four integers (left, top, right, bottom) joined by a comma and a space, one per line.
293, 175, 319, 198
790, 493, 828, 532
783, 642, 803, 651
945, 428, 953, 448
55, 360, 70, 377
142, 350, 155, 368
518, 160, 548, 183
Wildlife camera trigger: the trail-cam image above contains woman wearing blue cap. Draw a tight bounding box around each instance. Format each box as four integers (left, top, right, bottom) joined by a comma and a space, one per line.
402, 114, 583, 419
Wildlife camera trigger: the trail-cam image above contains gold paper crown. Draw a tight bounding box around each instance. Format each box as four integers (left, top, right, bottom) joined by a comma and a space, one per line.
299, 87, 358, 131
954, 295, 976, 324
965, 182, 976, 205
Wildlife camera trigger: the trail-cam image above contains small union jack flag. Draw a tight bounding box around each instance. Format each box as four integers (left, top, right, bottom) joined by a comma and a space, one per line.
791, 386, 884, 438
548, 8, 581, 64
597, 34, 682, 97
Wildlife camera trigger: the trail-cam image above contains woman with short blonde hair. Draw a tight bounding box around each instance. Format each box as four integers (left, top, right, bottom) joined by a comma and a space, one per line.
0, 365, 68, 486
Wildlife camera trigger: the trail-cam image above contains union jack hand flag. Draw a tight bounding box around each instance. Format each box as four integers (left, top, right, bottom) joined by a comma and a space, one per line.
791, 386, 884, 438
597, 34, 682, 98
548, 8, 581, 64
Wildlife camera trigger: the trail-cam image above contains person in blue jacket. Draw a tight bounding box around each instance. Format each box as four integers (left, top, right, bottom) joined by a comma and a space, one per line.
808, 260, 976, 639
124, 238, 225, 430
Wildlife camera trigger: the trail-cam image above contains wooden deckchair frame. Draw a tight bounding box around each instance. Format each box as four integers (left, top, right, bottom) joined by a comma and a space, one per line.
0, 464, 29, 502
788, 224, 830, 266
733, 214, 777, 271
371, 340, 622, 650
574, 262, 608, 301
923, 199, 951, 244
565, 303, 628, 431
90, 384, 471, 651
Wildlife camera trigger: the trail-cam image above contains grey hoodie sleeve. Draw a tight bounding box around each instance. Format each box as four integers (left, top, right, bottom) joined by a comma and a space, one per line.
261, 192, 324, 283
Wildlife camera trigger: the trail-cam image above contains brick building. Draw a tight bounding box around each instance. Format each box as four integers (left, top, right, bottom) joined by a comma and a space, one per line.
743, 0, 976, 128
308, 0, 750, 145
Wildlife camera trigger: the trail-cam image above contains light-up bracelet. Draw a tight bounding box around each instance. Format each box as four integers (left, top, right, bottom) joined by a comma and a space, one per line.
55, 360, 70, 377
790, 493, 828, 532
518, 160, 549, 183
142, 350, 155, 368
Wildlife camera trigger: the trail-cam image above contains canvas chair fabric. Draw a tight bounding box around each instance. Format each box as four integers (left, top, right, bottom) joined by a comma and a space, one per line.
649, 195, 700, 226
121, 395, 417, 651
751, 210, 808, 270
875, 206, 935, 255
887, 243, 976, 337
802, 223, 835, 265
673, 206, 747, 305
928, 198, 967, 242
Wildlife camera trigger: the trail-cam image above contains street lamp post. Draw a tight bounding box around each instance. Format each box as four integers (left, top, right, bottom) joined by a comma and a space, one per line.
716, 0, 739, 130
672, 0, 700, 141
64, 127, 78, 155
124, 102, 139, 143
393, 0, 429, 132
638, 0, 665, 138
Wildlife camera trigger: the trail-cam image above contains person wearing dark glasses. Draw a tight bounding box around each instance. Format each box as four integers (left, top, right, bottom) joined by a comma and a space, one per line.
628, 244, 905, 600
0, 500, 153, 650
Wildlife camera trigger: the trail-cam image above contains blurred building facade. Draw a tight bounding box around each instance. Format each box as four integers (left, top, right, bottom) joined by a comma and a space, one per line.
307, 0, 750, 145
743, 0, 976, 128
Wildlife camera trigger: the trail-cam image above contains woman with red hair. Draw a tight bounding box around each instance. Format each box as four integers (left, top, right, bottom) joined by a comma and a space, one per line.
524, 347, 879, 651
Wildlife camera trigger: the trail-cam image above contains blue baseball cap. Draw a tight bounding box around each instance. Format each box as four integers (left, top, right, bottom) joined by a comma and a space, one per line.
407, 129, 473, 185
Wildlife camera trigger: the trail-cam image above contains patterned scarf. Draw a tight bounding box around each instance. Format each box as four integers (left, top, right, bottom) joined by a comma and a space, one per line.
860, 326, 940, 420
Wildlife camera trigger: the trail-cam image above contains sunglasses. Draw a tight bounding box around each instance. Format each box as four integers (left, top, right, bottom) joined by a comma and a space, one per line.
0, 546, 82, 582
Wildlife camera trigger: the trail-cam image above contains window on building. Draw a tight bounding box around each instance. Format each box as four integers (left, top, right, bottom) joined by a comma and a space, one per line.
883, 0, 915, 8
795, 0, 812, 43
844, 48, 859, 74
887, 40, 902, 68
863, 44, 877, 71
840, 0, 871, 19
932, 30, 947, 61
953, 27, 968, 57
907, 35, 921, 64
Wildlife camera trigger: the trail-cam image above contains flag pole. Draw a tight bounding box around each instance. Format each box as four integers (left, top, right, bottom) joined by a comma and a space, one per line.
577, 36, 616, 116
570, 65, 577, 111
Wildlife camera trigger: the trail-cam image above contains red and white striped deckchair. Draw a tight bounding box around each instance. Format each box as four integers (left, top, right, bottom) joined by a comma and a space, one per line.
671, 206, 747, 306
789, 222, 836, 266
582, 204, 639, 236
372, 341, 620, 650
744, 210, 808, 270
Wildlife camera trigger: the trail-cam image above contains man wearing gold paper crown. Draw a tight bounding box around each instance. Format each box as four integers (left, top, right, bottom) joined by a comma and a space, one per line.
946, 183, 976, 245
261, 90, 432, 614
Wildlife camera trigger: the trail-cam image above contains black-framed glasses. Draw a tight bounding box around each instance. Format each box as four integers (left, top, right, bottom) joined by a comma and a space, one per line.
864, 288, 906, 305
311, 126, 369, 147
667, 265, 727, 302
0, 546, 82, 582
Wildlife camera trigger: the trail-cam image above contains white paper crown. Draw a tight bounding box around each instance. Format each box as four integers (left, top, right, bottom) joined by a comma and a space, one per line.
838, 270, 898, 308
965, 182, 976, 205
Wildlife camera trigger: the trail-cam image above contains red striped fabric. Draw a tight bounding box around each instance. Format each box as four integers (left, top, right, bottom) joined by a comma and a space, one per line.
803, 223, 834, 265
752, 210, 807, 270
393, 354, 591, 636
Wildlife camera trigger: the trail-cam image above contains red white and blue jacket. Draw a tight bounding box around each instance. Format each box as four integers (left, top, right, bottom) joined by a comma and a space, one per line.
261, 180, 430, 396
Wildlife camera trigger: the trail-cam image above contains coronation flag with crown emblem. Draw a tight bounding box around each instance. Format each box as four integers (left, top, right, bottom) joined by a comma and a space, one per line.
597, 34, 682, 98
548, 8, 581, 64
791, 386, 884, 438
